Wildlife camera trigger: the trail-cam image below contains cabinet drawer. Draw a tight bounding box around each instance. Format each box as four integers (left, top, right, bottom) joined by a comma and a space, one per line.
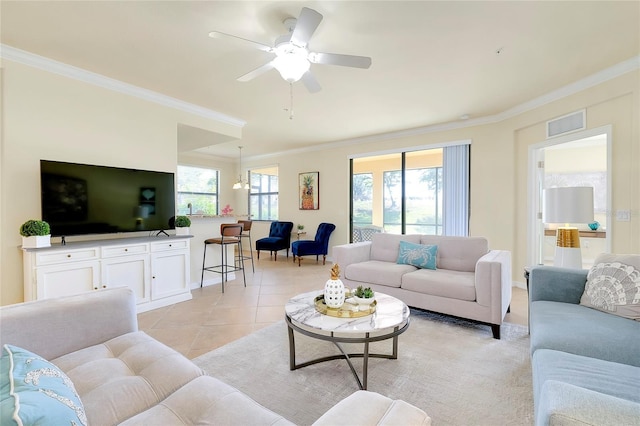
151, 240, 189, 252
35, 248, 99, 266
102, 244, 149, 258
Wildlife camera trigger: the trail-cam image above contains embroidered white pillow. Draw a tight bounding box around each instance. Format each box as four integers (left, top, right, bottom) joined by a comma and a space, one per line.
579, 253, 640, 320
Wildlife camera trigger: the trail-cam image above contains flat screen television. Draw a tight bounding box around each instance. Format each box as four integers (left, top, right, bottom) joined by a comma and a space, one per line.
41, 160, 176, 237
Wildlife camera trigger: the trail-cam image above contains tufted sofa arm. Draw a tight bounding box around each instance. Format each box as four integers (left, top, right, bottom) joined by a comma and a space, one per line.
0, 287, 137, 360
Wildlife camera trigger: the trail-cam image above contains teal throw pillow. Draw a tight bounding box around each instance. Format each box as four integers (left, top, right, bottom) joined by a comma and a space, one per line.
0, 344, 87, 426
397, 241, 437, 270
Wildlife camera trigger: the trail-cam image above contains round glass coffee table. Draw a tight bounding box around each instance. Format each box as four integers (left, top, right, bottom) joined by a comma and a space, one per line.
285, 290, 410, 390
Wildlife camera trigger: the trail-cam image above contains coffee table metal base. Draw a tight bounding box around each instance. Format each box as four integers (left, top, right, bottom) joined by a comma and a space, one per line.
285, 315, 410, 390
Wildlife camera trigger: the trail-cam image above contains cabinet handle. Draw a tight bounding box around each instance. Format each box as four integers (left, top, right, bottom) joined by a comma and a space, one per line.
125, 248, 128, 252
67, 254, 71, 258
102, 285, 107, 288
94, 287, 98, 290
152, 276, 156, 279
169, 244, 172, 247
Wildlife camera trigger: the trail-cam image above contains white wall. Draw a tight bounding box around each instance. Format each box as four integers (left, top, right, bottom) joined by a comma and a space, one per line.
0, 60, 240, 305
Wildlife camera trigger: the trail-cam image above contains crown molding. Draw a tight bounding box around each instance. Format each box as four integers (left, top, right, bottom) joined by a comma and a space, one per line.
251, 55, 639, 161
0, 44, 246, 128
2, 43, 636, 161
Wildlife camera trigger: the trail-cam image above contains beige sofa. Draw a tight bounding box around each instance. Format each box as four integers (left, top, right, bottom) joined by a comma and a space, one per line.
333, 233, 512, 339
0, 287, 431, 425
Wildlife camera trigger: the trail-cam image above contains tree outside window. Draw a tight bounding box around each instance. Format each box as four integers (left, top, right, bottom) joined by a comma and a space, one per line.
176, 165, 218, 215
249, 166, 278, 220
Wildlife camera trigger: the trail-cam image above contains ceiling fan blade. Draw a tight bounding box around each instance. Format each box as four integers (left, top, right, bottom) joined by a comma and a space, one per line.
301, 71, 322, 93
290, 7, 323, 46
209, 31, 274, 53
237, 62, 275, 82
309, 52, 372, 69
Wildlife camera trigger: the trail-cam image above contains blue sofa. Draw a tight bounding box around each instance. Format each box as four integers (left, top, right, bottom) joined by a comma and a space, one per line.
529, 265, 640, 426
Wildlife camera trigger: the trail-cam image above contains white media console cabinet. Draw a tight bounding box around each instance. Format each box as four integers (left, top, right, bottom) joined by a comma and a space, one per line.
22, 236, 192, 313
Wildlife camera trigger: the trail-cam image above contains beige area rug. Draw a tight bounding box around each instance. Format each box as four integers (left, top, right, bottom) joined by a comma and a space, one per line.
193, 310, 533, 426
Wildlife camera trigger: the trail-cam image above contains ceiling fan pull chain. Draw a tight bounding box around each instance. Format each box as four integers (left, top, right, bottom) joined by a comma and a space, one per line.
289, 82, 294, 120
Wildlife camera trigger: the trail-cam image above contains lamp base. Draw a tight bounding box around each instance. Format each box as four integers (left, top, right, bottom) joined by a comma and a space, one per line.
553, 227, 583, 269
554, 247, 583, 269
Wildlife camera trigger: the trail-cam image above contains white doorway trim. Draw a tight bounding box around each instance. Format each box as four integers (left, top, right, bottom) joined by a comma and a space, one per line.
527, 125, 612, 268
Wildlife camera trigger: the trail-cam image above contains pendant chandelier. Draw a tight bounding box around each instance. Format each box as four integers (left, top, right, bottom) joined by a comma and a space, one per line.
232, 146, 250, 190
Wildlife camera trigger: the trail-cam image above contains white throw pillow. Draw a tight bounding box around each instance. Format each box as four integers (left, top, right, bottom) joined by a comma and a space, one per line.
579, 253, 640, 321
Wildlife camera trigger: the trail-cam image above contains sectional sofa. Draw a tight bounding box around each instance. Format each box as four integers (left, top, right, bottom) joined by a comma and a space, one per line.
0, 287, 431, 425
333, 233, 512, 338
529, 256, 640, 426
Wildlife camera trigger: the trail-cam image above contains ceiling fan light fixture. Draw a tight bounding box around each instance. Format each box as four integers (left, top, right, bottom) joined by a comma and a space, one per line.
272, 45, 310, 82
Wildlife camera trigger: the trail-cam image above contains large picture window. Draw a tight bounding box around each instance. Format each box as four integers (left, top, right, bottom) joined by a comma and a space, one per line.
176, 165, 219, 215
249, 166, 278, 220
350, 143, 468, 241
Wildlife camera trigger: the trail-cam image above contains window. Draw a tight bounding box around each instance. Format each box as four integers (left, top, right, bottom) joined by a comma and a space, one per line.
350, 144, 468, 240
249, 166, 278, 220
382, 167, 443, 235
176, 165, 218, 215
352, 173, 373, 226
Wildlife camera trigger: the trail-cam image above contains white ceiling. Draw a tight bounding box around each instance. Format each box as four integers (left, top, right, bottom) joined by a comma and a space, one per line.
1, 1, 638, 159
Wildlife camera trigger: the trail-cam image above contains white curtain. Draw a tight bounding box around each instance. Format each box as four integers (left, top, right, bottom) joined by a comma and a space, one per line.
442, 144, 470, 236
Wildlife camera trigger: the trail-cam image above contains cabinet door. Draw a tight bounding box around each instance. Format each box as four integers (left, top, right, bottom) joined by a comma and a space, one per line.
36, 260, 100, 299
102, 255, 151, 304
151, 250, 189, 300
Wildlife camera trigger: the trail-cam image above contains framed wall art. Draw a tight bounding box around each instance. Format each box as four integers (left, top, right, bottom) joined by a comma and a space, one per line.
299, 172, 319, 210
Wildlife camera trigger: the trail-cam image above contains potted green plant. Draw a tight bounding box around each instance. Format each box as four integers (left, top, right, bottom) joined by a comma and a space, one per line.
20, 219, 51, 248
352, 285, 375, 306
297, 224, 304, 231
174, 215, 191, 236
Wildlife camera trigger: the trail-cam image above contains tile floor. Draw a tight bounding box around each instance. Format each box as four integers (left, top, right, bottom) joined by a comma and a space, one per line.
138, 254, 529, 359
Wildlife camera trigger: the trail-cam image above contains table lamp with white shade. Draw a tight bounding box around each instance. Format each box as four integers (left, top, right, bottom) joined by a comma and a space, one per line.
543, 186, 594, 269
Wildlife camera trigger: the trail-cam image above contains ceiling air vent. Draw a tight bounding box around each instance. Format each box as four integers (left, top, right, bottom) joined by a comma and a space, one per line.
546, 110, 586, 139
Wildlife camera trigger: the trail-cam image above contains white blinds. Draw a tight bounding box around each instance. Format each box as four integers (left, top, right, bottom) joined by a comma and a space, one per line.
442, 143, 470, 236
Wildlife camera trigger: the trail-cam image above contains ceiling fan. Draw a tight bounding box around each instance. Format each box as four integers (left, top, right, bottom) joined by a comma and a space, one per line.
209, 7, 372, 93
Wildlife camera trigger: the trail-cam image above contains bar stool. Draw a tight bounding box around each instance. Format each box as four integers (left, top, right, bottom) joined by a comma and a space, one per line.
200, 223, 246, 293
237, 220, 254, 273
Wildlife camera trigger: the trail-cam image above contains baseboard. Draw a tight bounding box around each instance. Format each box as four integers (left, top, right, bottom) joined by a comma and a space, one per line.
513, 281, 527, 290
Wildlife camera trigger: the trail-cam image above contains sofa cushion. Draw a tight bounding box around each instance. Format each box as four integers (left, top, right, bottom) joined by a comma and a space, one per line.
532, 349, 640, 406
579, 253, 640, 320
312, 390, 431, 426
401, 269, 476, 301
345, 260, 417, 288
420, 236, 488, 272
371, 233, 421, 262
397, 241, 437, 270
1, 344, 87, 426
530, 301, 640, 366
119, 376, 294, 425
535, 380, 640, 426
51, 331, 204, 425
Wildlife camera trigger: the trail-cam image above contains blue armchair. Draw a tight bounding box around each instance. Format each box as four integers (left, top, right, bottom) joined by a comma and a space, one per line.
255, 221, 294, 261
291, 223, 336, 266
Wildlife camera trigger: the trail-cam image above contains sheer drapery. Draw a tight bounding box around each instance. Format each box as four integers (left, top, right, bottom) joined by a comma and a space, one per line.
442, 144, 470, 236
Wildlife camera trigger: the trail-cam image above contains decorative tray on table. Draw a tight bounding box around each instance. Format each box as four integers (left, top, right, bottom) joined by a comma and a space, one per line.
314, 294, 377, 318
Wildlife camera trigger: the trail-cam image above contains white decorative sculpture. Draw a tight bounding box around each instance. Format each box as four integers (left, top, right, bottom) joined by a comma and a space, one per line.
324, 264, 345, 308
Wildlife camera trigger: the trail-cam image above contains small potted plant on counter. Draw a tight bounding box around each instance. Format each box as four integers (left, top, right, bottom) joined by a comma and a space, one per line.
174, 215, 191, 236
20, 219, 51, 248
